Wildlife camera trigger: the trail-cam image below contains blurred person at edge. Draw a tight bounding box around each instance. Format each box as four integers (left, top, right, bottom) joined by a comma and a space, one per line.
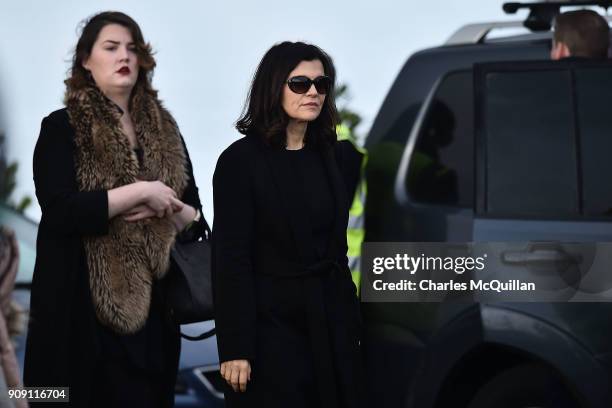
212, 41, 365, 408
551, 9, 610, 60
0, 228, 28, 408
23, 11, 206, 408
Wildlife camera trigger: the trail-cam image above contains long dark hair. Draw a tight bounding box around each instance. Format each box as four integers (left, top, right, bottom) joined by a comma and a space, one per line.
236, 41, 339, 149
65, 11, 157, 96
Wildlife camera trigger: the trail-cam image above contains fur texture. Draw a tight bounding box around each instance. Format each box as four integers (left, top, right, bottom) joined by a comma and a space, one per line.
66, 84, 188, 334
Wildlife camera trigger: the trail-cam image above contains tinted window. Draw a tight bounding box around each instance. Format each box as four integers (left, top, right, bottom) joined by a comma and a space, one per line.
478, 62, 612, 219
406, 71, 474, 208
484, 70, 578, 217
575, 68, 612, 217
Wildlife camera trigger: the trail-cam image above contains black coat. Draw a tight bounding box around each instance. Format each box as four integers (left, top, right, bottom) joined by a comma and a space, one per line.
24, 109, 204, 407
212, 135, 364, 408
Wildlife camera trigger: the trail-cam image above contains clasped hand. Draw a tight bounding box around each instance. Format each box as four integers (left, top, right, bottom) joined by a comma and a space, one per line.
124, 180, 184, 221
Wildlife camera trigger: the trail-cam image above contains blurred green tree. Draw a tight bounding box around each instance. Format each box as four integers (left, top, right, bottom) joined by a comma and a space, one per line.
335, 83, 363, 141
0, 133, 32, 213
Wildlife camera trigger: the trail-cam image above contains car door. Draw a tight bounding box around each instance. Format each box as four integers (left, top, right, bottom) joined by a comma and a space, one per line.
472, 59, 612, 365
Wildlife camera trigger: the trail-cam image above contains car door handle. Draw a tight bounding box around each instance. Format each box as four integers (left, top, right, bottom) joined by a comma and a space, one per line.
501, 249, 582, 265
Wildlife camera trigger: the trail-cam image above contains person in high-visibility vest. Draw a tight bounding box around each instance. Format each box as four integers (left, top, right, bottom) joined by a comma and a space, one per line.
336, 123, 367, 295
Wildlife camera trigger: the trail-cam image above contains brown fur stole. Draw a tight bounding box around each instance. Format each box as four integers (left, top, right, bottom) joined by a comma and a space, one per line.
66, 84, 188, 334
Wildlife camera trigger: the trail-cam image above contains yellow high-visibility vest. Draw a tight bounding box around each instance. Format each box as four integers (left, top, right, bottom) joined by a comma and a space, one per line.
337, 124, 367, 295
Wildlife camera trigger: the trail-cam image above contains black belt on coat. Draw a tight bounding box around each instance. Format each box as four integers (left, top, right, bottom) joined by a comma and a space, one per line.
260, 258, 344, 408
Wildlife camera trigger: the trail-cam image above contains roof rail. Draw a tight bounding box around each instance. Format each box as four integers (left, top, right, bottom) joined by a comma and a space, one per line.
446, 3, 612, 45
504, 1, 612, 31
446, 21, 525, 45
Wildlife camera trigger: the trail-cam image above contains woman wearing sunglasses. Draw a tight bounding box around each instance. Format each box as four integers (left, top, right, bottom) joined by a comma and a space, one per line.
212, 41, 364, 408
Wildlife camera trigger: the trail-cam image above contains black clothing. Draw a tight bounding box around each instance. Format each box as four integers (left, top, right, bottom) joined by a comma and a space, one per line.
94, 145, 177, 398
96, 146, 168, 374
95, 281, 171, 372
91, 355, 167, 408
133, 146, 144, 165
337, 140, 365, 202
212, 136, 364, 408
24, 108, 204, 407
284, 146, 334, 259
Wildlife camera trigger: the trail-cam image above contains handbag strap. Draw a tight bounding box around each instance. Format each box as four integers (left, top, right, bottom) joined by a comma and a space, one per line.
180, 327, 216, 341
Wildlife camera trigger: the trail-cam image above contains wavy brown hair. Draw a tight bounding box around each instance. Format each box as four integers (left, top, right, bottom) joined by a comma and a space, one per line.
236, 41, 339, 149
65, 11, 157, 97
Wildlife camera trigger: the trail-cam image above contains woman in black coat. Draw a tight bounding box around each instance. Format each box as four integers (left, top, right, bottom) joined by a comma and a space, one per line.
213, 41, 364, 408
24, 12, 206, 407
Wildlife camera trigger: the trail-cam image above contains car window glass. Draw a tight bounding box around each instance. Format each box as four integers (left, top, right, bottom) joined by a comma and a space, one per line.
575, 67, 612, 217
406, 71, 474, 208
484, 70, 578, 217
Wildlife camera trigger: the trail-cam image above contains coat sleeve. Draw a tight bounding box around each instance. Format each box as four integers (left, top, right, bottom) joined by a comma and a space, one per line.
333, 143, 355, 278
33, 115, 109, 236
212, 144, 256, 363
337, 140, 364, 205
177, 135, 208, 240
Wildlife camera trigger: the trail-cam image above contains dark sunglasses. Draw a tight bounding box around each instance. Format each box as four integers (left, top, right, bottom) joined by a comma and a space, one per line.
286, 75, 331, 95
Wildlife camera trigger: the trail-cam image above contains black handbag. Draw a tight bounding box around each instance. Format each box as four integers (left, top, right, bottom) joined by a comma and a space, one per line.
168, 216, 216, 341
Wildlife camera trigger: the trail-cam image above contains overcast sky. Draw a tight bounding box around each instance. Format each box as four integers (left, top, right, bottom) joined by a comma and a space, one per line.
1, 0, 524, 220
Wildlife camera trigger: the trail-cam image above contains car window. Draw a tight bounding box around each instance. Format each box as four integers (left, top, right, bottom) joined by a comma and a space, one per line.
484, 70, 578, 217
476, 62, 612, 220
406, 71, 474, 208
575, 67, 612, 217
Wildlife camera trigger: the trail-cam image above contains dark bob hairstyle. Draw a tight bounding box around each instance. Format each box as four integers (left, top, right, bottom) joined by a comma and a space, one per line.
65, 11, 157, 96
236, 41, 339, 149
